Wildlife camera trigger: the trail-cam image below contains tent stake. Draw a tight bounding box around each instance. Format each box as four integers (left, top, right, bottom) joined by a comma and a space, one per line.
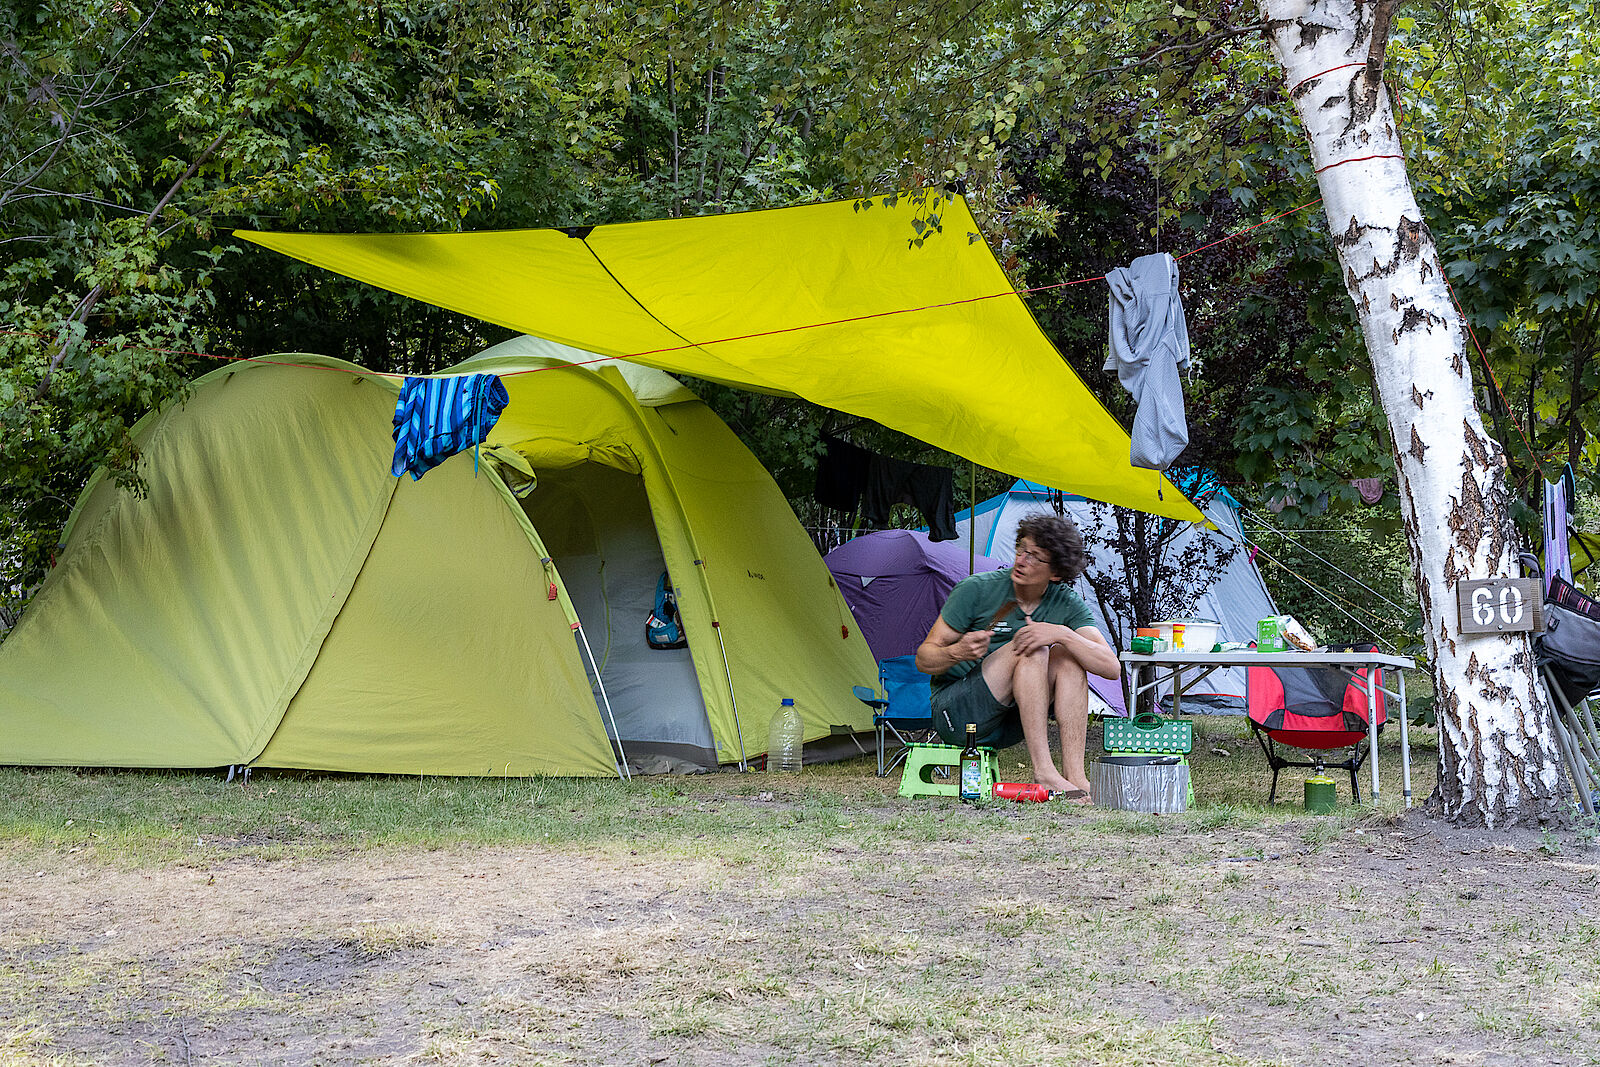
576, 622, 631, 781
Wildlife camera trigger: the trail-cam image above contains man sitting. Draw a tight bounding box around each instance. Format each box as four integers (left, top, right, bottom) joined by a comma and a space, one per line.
915, 514, 1119, 799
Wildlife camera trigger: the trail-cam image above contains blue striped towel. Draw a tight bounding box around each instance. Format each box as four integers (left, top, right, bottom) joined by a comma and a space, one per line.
391, 373, 510, 480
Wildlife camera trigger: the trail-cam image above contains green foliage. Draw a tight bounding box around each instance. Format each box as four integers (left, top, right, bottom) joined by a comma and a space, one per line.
1, 1, 515, 606
3, 0, 1593, 644
1402, 0, 1600, 520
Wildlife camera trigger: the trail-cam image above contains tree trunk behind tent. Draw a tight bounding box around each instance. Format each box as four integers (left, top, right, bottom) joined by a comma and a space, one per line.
1261, 0, 1565, 825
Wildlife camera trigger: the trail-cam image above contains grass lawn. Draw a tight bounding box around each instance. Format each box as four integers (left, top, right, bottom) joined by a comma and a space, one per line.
1, 716, 1597, 1066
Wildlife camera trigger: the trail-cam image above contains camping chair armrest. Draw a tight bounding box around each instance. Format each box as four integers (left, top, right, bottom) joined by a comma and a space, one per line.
853, 685, 889, 711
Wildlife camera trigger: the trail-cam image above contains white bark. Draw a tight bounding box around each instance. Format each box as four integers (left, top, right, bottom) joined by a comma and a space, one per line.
1260, 0, 1566, 825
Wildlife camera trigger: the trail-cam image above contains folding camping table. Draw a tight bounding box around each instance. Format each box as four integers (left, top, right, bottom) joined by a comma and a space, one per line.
1119, 650, 1418, 807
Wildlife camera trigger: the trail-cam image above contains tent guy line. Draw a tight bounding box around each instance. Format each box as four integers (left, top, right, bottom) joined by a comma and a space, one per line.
1243, 509, 1411, 616
1248, 542, 1400, 649
1439, 264, 1545, 483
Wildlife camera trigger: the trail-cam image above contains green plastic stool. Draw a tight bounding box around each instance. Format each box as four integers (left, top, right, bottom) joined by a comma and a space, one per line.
898, 742, 1000, 798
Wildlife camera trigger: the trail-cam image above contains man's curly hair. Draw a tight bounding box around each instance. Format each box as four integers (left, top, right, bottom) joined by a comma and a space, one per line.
1015, 513, 1087, 582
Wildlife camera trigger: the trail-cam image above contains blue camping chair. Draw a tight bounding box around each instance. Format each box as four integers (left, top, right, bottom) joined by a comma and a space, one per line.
853, 655, 936, 777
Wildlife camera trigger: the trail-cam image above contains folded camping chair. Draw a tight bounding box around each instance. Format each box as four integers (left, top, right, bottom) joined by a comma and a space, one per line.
1247, 648, 1386, 803
1528, 564, 1600, 818
853, 655, 936, 777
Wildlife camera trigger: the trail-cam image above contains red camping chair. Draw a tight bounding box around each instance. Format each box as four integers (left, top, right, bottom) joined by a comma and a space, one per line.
1247, 648, 1386, 803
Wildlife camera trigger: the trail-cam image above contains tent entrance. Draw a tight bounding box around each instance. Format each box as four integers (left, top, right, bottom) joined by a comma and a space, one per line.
520, 462, 716, 771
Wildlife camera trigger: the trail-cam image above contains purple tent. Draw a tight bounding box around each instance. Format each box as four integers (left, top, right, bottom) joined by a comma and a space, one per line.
825, 530, 1006, 660
824, 529, 1128, 715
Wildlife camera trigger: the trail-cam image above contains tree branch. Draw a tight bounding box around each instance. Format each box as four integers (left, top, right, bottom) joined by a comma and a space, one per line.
1365, 0, 1401, 85
32, 127, 231, 400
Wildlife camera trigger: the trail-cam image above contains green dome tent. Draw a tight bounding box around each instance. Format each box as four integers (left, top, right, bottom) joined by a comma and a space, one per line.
0, 336, 875, 776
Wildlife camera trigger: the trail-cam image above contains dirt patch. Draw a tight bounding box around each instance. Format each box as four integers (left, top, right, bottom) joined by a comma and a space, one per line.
3, 796, 1598, 1066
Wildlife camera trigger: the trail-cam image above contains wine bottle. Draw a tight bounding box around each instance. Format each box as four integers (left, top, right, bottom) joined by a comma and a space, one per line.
958, 723, 982, 803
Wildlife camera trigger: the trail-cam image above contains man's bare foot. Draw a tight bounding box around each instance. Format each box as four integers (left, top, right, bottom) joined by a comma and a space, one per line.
1032, 768, 1074, 793
1033, 770, 1092, 804
1048, 774, 1093, 804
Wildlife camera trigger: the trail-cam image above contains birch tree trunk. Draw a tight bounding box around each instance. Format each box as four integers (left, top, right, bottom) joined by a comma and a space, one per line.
1260, 0, 1567, 825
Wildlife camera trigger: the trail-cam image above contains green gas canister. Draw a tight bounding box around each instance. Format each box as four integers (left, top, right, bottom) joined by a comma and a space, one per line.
1304, 775, 1337, 813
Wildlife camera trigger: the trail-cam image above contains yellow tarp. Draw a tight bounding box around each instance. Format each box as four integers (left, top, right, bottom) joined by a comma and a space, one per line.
236, 192, 1202, 523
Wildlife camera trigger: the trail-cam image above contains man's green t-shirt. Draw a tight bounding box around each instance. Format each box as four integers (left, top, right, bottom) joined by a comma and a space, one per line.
931, 569, 1096, 690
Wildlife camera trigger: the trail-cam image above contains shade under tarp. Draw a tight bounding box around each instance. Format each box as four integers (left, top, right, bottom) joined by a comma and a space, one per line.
235, 192, 1202, 522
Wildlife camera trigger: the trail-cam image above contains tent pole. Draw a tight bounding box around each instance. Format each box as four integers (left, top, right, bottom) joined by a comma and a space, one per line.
711, 619, 748, 771
969, 461, 976, 575
575, 622, 631, 780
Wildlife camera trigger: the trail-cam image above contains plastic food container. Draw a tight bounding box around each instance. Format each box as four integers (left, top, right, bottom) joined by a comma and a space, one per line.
1151, 619, 1222, 652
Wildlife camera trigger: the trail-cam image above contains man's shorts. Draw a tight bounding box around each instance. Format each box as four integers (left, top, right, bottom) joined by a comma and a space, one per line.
929, 669, 1026, 749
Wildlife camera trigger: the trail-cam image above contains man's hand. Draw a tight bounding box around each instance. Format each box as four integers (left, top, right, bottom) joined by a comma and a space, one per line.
916, 618, 999, 676
952, 629, 993, 662
1011, 621, 1064, 655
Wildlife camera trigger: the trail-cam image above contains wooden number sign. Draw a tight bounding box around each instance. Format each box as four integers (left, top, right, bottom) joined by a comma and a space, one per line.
1456, 578, 1542, 634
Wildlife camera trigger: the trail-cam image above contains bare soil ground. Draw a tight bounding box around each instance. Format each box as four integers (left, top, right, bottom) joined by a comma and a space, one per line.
3, 763, 1598, 1067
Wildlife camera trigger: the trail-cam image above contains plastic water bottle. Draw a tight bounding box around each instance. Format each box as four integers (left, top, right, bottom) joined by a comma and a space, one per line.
766, 698, 803, 772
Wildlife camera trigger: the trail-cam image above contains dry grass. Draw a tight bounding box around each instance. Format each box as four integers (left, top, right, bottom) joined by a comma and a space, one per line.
2, 720, 1599, 1065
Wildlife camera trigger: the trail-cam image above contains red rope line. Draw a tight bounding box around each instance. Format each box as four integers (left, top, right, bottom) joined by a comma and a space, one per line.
1438, 269, 1546, 483
1176, 199, 1322, 260
1289, 62, 1366, 94
0, 197, 1326, 379
1314, 153, 1406, 174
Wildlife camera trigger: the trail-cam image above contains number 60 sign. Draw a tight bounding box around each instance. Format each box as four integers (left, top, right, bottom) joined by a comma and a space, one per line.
1456, 578, 1544, 634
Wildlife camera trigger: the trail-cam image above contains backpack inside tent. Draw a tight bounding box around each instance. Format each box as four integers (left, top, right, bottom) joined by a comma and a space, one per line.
0, 335, 875, 776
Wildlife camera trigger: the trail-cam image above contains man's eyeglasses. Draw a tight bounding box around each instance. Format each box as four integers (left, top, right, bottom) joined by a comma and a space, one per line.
1015, 547, 1052, 566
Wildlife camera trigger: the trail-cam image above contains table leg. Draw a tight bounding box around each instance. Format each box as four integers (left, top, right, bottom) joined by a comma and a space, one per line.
1367, 667, 1380, 803
1398, 668, 1412, 808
